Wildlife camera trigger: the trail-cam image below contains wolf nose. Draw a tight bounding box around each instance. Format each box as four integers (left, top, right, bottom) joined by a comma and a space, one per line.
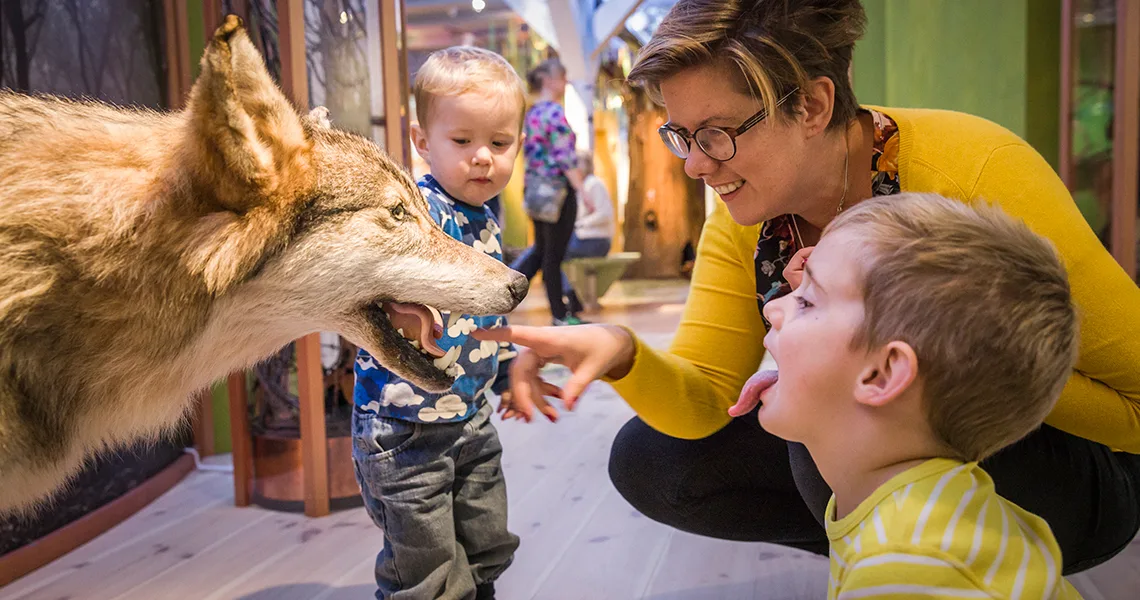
508, 271, 529, 305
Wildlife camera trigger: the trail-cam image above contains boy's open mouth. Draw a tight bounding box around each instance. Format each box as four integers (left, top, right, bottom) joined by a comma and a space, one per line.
728, 369, 779, 418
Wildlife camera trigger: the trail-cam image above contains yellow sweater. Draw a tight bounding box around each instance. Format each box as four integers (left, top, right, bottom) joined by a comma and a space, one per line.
609, 106, 1140, 452
827, 459, 1080, 599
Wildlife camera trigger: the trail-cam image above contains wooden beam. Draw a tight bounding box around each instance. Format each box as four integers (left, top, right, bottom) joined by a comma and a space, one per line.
230, 0, 251, 21
277, 0, 310, 110
1111, 0, 1139, 278
174, 0, 193, 106
274, 0, 327, 517
203, 0, 223, 39
162, 0, 182, 109
295, 334, 330, 517
590, 0, 644, 61
379, 0, 411, 166
1059, 0, 1074, 188
227, 372, 253, 506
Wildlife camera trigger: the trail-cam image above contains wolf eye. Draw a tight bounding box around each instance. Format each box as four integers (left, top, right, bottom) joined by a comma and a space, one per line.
390, 203, 407, 220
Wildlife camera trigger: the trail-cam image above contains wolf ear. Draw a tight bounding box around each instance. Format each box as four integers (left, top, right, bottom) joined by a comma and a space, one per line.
186, 15, 313, 212
303, 106, 333, 131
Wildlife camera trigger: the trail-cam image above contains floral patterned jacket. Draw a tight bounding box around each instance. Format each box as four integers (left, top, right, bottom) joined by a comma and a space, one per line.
524, 100, 577, 179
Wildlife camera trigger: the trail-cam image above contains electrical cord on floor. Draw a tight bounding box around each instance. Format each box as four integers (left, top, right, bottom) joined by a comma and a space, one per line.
183, 447, 234, 473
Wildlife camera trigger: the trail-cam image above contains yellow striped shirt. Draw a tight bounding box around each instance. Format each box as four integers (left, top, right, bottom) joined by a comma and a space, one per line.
827, 459, 1081, 599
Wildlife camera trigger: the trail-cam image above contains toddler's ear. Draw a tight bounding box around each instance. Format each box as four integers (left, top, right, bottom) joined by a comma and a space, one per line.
411, 123, 430, 161
854, 341, 918, 408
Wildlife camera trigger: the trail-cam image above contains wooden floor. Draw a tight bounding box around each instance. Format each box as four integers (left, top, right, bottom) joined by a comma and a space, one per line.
3, 280, 1138, 599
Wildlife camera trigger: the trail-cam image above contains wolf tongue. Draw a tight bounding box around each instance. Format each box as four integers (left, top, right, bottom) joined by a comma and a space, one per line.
383, 302, 446, 358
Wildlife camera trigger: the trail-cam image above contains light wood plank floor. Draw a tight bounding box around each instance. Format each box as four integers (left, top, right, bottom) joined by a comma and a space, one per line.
3, 281, 1137, 599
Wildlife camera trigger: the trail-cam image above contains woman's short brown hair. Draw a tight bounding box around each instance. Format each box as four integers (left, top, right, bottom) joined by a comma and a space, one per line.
627, 0, 866, 129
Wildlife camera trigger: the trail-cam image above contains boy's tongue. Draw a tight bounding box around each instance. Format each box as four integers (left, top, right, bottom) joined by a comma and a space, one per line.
728, 370, 778, 417
382, 302, 446, 358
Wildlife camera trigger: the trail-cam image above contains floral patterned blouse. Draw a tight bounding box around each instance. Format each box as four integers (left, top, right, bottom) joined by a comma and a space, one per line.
524, 100, 578, 180
754, 109, 901, 322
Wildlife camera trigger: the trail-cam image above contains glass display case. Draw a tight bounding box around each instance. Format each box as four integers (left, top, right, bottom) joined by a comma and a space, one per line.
1060, 0, 1140, 277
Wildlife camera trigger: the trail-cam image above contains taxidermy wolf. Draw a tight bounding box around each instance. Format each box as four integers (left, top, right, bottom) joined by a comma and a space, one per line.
0, 16, 528, 512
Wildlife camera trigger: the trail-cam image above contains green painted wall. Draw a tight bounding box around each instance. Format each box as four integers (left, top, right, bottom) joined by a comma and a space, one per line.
1025, 0, 1061, 172
853, 0, 1060, 169
188, 0, 206, 80
853, 0, 888, 106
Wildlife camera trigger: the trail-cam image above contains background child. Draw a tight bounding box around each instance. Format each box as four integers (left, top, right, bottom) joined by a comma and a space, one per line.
352, 46, 526, 600
512, 150, 614, 318
730, 193, 1082, 598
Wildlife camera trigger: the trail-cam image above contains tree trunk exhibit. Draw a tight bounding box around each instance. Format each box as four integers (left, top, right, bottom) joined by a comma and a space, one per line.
622, 88, 705, 279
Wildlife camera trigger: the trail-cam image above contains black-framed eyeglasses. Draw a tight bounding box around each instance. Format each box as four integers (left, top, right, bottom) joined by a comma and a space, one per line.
658, 88, 799, 162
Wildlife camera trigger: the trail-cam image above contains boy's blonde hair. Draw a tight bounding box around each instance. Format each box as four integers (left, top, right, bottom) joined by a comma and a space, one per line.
626, 0, 866, 130
825, 193, 1079, 462
413, 46, 527, 130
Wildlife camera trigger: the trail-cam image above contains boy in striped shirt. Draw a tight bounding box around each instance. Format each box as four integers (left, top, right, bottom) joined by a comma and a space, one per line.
733, 193, 1081, 598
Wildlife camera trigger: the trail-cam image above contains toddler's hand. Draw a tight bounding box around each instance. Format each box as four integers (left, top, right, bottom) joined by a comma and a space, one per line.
783, 246, 814, 290
497, 391, 522, 421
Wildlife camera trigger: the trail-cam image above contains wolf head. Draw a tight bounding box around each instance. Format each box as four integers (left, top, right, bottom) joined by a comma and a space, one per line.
181, 16, 527, 391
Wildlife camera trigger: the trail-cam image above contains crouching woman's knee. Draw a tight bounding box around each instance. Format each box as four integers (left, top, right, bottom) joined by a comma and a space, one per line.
608, 417, 688, 523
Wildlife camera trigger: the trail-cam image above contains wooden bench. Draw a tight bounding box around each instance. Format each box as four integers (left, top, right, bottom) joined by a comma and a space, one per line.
562, 252, 641, 312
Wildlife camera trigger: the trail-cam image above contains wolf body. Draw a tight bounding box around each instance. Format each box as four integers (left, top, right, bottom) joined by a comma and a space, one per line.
0, 16, 527, 512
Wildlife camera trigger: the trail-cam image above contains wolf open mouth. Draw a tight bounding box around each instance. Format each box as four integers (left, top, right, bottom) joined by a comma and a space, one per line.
361, 301, 455, 391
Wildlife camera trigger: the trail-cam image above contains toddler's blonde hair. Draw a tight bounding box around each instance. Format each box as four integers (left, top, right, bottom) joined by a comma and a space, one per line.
413, 46, 527, 130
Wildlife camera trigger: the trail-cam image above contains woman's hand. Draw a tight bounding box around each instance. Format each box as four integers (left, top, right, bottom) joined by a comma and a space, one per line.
783, 246, 814, 290
472, 324, 636, 423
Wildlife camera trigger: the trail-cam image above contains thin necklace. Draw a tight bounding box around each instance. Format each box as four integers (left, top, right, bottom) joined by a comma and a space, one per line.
791, 126, 850, 248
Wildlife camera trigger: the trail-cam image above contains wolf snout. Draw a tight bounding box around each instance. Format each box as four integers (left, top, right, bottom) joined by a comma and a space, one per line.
508, 271, 529, 305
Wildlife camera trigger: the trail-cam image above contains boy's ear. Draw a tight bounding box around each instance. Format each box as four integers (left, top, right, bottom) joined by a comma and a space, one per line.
854, 341, 918, 408
411, 123, 430, 162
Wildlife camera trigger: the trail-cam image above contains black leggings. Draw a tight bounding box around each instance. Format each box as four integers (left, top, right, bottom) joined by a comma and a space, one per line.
514, 189, 577, 320
608, 408, 1140, 574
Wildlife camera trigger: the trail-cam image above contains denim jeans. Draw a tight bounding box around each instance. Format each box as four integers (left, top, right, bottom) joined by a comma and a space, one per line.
511, 189, 577, 319
353, 402, 519, 600
566, 235, 611, 259
512, 233, 611, 315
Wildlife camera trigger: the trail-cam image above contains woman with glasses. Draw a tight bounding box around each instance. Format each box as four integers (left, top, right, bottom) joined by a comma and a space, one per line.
478, 0, 1140, 573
